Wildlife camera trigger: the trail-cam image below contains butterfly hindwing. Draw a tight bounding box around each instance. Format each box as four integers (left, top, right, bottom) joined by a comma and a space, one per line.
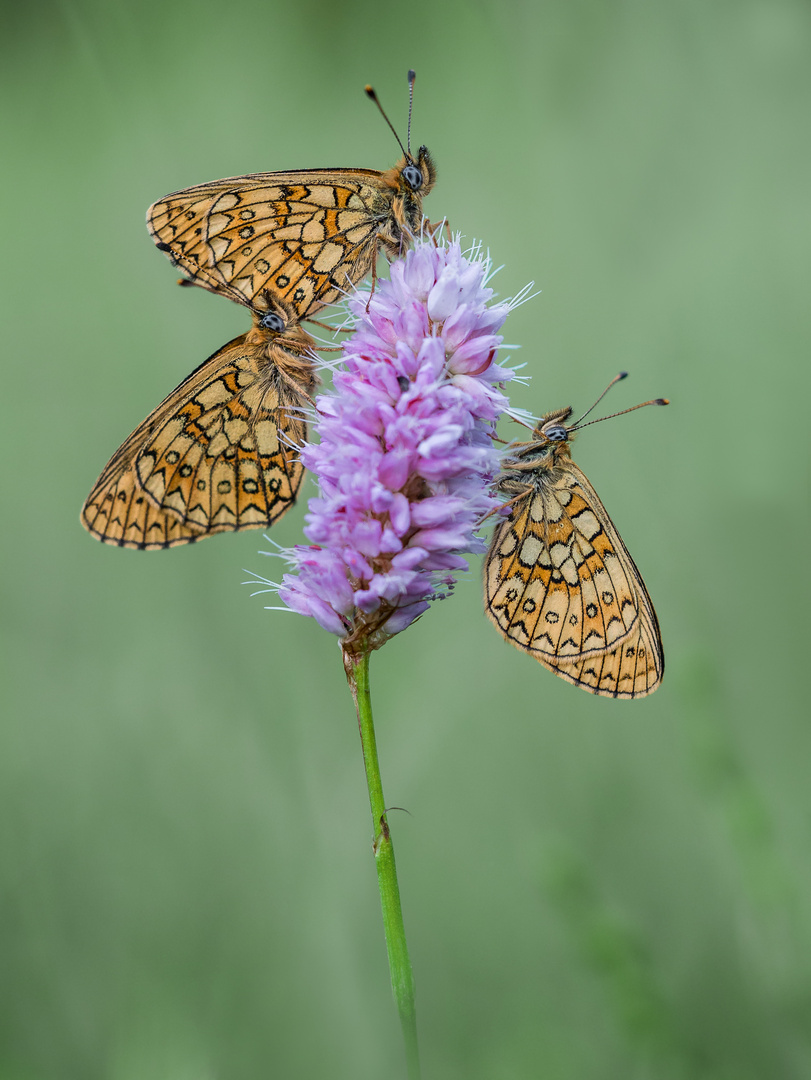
486, 466, 645, 658
484, 407, 664, 698
549, 602, 662, 698
147, 155, 436, 317
81, 321, 315, 550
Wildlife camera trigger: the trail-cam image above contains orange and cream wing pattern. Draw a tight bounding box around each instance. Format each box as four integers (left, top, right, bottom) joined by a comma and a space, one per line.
485, 456, 663, 699
147, 153, 436, 319
81, 322, 315, 550
548, 603, 662, 697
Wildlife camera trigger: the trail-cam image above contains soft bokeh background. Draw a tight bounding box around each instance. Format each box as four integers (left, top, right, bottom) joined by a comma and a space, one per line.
2, 0, 809, 1076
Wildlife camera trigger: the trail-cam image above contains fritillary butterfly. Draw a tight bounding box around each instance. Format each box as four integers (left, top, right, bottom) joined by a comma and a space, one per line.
484, 376, 668, 698
147, 71, 436, 319
80, 294, 316, 549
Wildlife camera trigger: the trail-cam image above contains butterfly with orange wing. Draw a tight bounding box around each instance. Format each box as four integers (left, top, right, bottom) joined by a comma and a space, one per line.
81, 294, 316, 549
82, 73, 436, 549
146, 71, 436, 317
484, 375, 668, 698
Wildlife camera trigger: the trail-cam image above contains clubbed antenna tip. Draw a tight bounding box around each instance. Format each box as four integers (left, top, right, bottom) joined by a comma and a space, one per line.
570, 373, 670, 432
364, 79, 409, 159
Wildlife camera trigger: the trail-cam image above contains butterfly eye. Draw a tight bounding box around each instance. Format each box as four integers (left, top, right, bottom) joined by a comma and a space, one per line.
402, 164, 423, 190
260, 312, 286, 332
545, 424, 569, 442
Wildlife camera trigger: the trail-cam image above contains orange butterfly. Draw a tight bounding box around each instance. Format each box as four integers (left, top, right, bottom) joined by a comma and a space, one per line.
146, 72, 436, 319
80, 294, 316, 549
484, 376, 667, 698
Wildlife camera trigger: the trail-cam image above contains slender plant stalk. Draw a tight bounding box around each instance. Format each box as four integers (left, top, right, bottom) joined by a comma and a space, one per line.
344, 647, 420, 1080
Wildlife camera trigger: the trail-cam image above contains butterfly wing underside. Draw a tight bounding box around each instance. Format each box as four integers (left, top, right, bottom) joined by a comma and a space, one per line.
147, 170, 400, 316
81, 334, 310, 550
485, 461, 663, 698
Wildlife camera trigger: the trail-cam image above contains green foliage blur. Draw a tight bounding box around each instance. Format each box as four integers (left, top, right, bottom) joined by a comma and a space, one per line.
2, 0, 809, 1076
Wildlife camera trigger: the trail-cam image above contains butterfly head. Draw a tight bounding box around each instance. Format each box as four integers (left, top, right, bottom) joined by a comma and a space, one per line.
253, 291, 295, 332
505, 378, 669, 478
536, 407, 575, 446
380, 147, 436, 228
402, 162, 423, 190
366, 73, 436, 204
259, 311, 285, 333
496, 409, 575, 485
249, 292, 316, 360
510, 407, 576, 466
534, 375, 669, 446
401, 146, 436, 195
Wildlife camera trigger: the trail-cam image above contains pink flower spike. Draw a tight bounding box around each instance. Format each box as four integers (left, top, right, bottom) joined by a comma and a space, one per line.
266, 235, 519, 650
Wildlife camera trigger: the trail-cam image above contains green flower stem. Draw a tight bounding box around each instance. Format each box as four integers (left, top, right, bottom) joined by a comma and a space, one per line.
344, 647, 420, 1080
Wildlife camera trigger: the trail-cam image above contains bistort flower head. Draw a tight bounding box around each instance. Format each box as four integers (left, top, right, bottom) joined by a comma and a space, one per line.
273, 236, 517, 653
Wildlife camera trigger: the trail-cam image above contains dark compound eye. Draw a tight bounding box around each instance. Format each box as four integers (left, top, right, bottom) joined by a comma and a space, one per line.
546, 425, 568, 442
260, 312, 285, 332
402, 165, 423, 190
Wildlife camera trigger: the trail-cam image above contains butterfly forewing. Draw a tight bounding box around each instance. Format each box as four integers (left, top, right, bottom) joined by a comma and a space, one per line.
485, 419, 663, 698
81, 320, 315, 550
147, 156, 436, 318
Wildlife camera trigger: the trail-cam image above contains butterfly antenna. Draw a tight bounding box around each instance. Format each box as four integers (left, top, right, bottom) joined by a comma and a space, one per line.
570, 371, 628, 427
366, 80, 409, 160
573, 395, 669, 433
406, 69, 416, 158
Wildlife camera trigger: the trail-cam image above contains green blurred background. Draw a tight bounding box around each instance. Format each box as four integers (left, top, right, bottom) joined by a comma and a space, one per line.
2, 0, 809, 1076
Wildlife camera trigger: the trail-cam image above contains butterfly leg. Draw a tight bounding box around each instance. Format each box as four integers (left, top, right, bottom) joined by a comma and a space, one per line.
365, 258, 379, 312
176, 275, 209, 292
481, 486, 532, 522
422, 217, 450, 245
305, 317, 354, 334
